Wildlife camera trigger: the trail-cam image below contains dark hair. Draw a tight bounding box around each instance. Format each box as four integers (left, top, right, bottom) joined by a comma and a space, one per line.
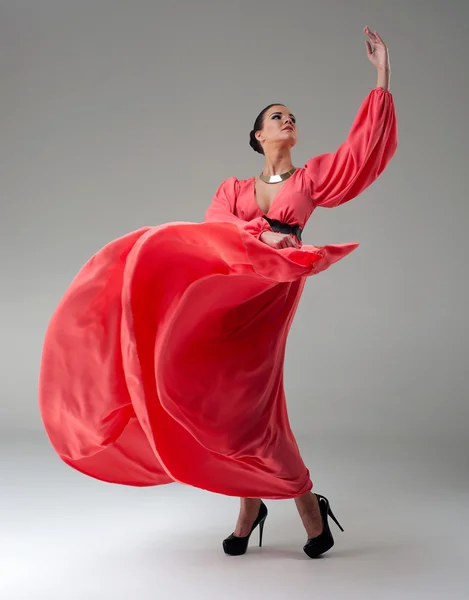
249, 103, 286, 155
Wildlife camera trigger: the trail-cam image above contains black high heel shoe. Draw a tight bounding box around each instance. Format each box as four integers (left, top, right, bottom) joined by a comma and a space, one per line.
223, 501, 268, 556
303, 493, 344, 558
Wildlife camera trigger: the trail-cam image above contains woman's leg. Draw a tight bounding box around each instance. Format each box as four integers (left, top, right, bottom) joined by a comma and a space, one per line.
234, 498, 262, 537
233, 493, 322, 539
294, 491, 323, 538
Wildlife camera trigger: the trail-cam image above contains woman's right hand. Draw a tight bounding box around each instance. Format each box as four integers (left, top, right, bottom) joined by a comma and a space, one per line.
259, 230, 300, 249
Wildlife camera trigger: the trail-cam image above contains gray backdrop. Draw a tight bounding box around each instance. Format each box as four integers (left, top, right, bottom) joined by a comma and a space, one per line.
2, 2, 469, 598
1, 1, 467, 445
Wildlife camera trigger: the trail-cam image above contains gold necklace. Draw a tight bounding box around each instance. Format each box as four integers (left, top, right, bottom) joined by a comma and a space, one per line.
259, 166, 296, 184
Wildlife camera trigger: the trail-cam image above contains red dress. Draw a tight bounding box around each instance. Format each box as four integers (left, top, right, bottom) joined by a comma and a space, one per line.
38, 87, 397, 499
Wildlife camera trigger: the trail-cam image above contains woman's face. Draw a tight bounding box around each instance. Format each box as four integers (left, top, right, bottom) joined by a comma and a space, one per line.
255, 105, 298, 153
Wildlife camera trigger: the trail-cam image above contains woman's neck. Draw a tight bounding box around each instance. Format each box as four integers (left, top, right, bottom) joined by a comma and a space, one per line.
262, 149, 294, 176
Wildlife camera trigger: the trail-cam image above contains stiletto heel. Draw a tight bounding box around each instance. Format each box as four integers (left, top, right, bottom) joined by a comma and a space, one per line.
259, 517, 266, 547
223, 501, 268, 556
327, 504, 344, 532
303, 493, 344, 559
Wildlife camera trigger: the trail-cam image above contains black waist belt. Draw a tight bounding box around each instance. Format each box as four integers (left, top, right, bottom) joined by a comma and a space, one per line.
262, 216, 302, 242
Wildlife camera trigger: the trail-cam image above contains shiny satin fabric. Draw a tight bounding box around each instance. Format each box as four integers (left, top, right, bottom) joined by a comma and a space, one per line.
38, 87, 397, 499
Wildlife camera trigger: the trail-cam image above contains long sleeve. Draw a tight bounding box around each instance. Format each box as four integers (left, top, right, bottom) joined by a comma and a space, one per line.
304, 87, 398, 208
204, 177, 272, 239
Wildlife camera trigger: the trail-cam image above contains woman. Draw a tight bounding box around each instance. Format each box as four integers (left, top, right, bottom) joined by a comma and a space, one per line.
39, 27, 397, 559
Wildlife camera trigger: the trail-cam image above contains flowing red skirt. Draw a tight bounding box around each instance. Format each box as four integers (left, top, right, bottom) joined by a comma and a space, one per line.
38, 222, 358, 499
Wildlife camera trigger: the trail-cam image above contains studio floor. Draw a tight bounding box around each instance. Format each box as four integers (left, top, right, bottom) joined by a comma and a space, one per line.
1, 432, 468, 600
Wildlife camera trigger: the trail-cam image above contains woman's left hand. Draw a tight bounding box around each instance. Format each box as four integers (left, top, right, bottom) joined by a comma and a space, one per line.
364, 26, 390, 71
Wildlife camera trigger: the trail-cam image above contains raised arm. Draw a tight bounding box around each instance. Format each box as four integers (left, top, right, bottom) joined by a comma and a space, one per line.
304, 87, 397, 208
204, 177, 272, 239
305, 28, 398, 208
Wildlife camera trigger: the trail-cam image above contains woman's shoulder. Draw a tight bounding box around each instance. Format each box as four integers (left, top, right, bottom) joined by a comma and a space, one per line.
217, 175, 253, 193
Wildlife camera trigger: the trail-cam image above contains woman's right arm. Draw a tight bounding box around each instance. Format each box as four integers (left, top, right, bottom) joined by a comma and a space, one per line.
204, 177, 272, 239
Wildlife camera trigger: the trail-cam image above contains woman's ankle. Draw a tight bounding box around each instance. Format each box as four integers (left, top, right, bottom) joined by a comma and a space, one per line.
235, 498, 262, 537
294, 492, 323, 538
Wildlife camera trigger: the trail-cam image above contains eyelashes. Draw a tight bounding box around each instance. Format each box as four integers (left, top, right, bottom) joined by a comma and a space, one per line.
271, 114, 296, 124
